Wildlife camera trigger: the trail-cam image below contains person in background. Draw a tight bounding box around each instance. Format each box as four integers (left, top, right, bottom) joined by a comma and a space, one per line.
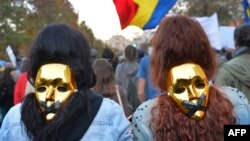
92, 58, 133, 120
0, 23, 132, 141
13, 72, 34, 105
137, 48, 145, 63
14, 58, 34, 105
115, 45, 138, 96
132, 15, 250, 141
90, 48, 97, 63
0, 66, 15, 126
215, 23, 250, 101
0, 60, 8, 77
102, 47, 118, 72
115, 45, 140, 110
137, 54, 161, 103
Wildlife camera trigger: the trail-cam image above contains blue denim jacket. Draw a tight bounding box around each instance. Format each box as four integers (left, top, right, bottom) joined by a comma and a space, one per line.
132, 86, 250, 141
0, 98, 132, 141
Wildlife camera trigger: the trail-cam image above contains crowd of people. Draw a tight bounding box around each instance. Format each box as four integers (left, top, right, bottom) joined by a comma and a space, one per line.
0, 15, 250, 141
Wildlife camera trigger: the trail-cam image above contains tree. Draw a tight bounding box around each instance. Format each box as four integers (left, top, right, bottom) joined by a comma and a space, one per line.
0, 0, 110, 59
21, 0, 79, 54
26, 0, 78, 27
79, 21, 106, 58
172, 0, 243, 25
0, 0, 28, 58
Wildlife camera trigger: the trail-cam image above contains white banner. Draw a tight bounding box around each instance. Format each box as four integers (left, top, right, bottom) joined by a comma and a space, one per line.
194, 13, 222, 50
219, 26, 235, 49
5, 45, 17, 67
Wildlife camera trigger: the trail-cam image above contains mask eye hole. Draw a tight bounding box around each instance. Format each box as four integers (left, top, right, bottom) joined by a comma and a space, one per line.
194, 79, 205, 89
174, 87, 185, 94
37, 86, 47, 92
57, 86, 68, 92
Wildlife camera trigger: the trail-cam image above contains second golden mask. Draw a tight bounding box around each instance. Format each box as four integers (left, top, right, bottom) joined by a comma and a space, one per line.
167, 63, 209, 120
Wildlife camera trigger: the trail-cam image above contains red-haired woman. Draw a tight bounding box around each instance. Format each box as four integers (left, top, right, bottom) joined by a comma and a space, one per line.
132, 15, 250, 141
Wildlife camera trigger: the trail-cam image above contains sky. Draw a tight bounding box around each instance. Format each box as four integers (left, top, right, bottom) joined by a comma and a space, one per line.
69, 0, 142, 41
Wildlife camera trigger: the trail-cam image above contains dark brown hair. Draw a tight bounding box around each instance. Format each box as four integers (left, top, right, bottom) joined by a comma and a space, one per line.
92, 58, 116, 96
125, 45, 137, 62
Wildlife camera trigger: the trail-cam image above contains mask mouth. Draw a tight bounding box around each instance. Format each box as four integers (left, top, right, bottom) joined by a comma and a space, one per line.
182, 93, 207, 118
39, 100, 61, 116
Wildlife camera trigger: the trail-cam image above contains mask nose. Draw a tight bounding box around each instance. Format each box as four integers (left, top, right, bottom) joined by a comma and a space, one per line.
46, 85, 55, 101
187, 85, 198, 100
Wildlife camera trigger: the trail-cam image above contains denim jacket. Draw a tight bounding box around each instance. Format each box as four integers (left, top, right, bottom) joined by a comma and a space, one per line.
132, 86, 250, 141
0, 98, 133, 141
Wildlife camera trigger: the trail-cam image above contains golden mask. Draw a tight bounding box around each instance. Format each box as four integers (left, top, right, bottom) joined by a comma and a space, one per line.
167, 63, 209, 120
35, 63, 76, 120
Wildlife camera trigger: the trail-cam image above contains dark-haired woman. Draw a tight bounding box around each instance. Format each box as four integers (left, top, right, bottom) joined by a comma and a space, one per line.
0, 23, 132, 141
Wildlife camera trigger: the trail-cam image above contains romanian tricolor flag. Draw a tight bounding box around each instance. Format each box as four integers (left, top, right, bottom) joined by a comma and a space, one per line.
243, 0, 250, 23
113, 0, 177, 30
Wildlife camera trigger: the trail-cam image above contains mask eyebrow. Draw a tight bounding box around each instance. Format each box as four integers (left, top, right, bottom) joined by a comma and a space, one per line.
51, 78, 70, 87
36, 78, 49, 86
175, 75, 205, 87
175, 79, 190, 87
191, 76, 206, 84
36, 78, 69, 87
192, 76, 203, 80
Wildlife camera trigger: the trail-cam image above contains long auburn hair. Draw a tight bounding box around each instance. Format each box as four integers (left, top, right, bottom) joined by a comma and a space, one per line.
150, 15, 236, 141
92, 58, 116, 97
21, 23, 96, 140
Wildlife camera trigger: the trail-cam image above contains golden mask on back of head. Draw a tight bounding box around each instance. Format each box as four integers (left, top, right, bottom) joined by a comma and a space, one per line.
166, 63, 209, 120
35, 63, 76, 120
